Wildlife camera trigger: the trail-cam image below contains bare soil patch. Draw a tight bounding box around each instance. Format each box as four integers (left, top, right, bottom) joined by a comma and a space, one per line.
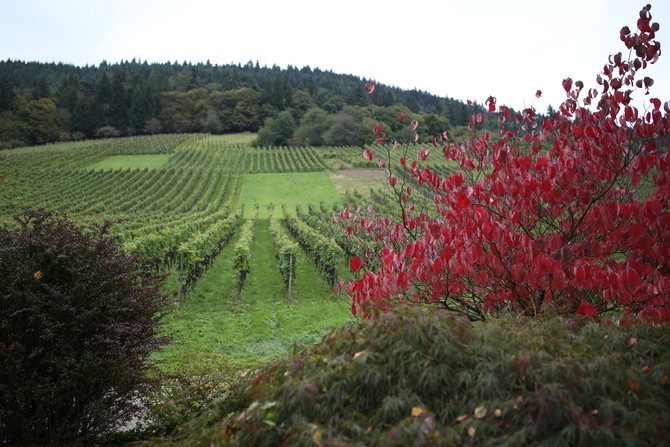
329, 169, 387, 194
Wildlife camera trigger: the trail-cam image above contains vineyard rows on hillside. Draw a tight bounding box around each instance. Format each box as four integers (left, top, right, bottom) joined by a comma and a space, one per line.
1, 135, 440, 298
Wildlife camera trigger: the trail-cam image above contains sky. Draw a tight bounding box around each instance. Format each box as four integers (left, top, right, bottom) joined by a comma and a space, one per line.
2, 0, 670, 113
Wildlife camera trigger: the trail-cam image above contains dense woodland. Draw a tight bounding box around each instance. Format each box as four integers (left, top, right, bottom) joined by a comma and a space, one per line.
0, 59, 504, 149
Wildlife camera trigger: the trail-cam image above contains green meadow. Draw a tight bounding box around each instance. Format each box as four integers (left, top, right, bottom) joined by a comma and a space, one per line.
241, 172, 343, 218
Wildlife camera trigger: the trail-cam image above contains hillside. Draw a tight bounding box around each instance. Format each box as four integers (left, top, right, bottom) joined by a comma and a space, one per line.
0, 59, 498, 149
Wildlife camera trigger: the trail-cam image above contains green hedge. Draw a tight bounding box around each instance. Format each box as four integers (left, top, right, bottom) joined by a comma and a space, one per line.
142, 309, 670, 446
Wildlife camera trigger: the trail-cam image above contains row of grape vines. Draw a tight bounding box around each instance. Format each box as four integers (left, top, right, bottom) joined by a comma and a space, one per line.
1, 135, 256, 298
268, 209, 299, 292
282, 204, 344, 287
233, 205, 259, 294
246, 146, 328, 173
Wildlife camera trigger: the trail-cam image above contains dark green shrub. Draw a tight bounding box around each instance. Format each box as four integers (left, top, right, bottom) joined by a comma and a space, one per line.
143, 351, 238, 436
0, 209, 171, 445
144, 308, 670, 446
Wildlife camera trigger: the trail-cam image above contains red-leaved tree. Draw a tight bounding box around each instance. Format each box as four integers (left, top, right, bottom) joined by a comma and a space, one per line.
340, 4, 670, 322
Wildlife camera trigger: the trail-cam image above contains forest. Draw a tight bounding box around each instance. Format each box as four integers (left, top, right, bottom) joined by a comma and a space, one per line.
0, 59, 499, 149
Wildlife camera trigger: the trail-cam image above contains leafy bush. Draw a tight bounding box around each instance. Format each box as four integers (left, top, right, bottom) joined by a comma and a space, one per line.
138, 308, 670, 446
95, 125, 121, 138
0, 209, 171, 445
254, 111, 297, 146
135, 352, 238, 439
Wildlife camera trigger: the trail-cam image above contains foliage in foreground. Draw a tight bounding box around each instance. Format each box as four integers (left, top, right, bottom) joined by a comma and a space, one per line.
141, 309, 670, 446
0, 209, 172, 445
341, 4, 670, 322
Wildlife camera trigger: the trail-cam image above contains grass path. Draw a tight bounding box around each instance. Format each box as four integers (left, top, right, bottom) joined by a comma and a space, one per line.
158, 219, 354, 368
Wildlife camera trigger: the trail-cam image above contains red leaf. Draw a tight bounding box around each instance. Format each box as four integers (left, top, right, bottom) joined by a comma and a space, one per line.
486, 96, 496, 112
350, 255, 364, 271
365, 82, 375, 95
535, 90, 542, 98
576, 300, 597, 318
456, 193, 469, 209
398, 112, 405, 121
389, 177, 397, 187
562, 77, 573, 93
374, 124, 383, 136
431, 258, 444, 274
637, 17, 651, 33
644, 76, 654, 88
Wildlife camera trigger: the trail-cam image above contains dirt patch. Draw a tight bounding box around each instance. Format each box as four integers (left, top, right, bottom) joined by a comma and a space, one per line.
329, 169, 387, 194
334, 169, 386, 178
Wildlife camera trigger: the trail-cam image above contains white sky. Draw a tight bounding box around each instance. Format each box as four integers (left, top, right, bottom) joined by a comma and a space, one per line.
2, 0, 670, 112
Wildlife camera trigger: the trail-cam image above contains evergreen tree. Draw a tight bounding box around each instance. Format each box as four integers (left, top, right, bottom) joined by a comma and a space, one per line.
32, 77, 51, 100
0, 74, 16, 112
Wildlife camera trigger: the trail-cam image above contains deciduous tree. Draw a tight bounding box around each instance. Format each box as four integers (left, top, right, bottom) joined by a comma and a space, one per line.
340, 5, 670, 322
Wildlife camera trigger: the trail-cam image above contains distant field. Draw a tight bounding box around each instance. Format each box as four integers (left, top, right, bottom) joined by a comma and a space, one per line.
208, 132, 257, 145
241, 172, 343, 218
86, 154, 173, 170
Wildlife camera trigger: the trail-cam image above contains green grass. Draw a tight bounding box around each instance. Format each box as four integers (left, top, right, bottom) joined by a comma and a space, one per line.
86, 154, 172, 170
241, 172, 343, 218
157, 218, 354, 368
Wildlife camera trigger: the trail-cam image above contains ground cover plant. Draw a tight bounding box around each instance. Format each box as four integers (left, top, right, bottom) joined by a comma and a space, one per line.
138, 308, 670, 446
340, 4, 670, 322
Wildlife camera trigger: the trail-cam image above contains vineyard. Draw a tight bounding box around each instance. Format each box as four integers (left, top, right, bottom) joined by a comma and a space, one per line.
1, 134, 449, 366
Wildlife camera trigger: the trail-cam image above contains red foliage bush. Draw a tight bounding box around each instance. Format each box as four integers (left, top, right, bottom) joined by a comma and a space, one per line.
341, 4, 670, 322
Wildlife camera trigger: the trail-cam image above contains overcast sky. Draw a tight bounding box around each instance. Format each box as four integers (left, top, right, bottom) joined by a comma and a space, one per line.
2, 0, 670, 112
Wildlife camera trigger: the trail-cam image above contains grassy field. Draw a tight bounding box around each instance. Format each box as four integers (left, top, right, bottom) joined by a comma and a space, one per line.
86, 153, 173, 170
241, 172, 343, 218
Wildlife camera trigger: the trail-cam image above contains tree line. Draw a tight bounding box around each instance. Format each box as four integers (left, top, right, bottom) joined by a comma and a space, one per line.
0, 59, 488, 149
